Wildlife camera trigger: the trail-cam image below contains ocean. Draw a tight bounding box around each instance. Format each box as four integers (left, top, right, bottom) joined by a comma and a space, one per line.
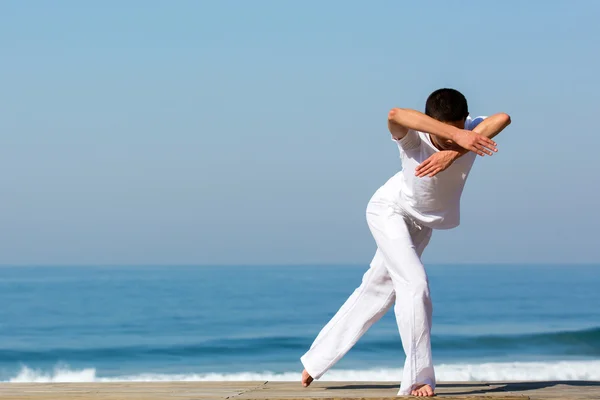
1, 264, 599, 383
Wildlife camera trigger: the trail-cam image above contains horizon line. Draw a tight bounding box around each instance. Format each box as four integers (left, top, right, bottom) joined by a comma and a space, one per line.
0, 262, 599, 268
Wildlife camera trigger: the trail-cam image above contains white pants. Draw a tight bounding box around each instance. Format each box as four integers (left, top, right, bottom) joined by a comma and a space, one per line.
300, 192, 435, 395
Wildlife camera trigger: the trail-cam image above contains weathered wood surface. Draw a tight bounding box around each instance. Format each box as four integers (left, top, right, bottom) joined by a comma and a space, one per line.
0, 381, 598, 399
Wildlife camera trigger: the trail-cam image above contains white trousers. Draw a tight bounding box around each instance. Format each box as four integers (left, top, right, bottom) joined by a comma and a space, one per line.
300, 192, 435, 395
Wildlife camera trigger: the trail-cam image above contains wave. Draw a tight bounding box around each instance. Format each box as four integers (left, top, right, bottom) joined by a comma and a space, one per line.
0, 336, 307, 363
3, 326, 599, 362
7, 360, 600, 383
361, 326, 600, 357
436, 326, 600, 354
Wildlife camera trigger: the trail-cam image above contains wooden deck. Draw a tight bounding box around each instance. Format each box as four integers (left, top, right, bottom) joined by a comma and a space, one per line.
0, 381, 598, 399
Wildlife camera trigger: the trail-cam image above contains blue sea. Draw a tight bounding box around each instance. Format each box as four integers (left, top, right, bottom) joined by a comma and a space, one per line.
1, 264, 599, 383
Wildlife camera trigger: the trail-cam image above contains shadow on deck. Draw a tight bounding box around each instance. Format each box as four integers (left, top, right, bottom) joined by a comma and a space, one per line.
326, 380, 600, 396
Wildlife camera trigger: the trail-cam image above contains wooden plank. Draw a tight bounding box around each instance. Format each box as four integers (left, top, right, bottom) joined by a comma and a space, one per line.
0, 381, 596, 399
237, 381, 526, 399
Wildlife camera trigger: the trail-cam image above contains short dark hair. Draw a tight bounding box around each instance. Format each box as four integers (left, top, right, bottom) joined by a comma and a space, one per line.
425, 88, 469, 122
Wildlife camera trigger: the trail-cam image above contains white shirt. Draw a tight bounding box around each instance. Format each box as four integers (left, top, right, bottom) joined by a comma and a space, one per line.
378, 116, 485, 230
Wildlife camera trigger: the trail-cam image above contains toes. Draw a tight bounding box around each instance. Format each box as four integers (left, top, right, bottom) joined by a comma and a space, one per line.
410, 385, 434, 397
301, 370, 313, 388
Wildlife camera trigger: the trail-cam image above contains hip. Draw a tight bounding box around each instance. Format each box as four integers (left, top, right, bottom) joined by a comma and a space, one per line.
366, 190, 432, 237
367, 183, 458, 230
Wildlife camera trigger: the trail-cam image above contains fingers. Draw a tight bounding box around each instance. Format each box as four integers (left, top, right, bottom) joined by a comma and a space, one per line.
474, 144, 493, 156
416, 167, 434, 177
471, 145, 486, 156
473, 138, 497, 156
416, 167, 429, 177
485, 137, 498, 150
415, 159, 432, 174
415, 160, 432, 177
427, 168, 442, 177
416, 162, 440, 178
416, 159, 430, 172
479, 137, 497, 153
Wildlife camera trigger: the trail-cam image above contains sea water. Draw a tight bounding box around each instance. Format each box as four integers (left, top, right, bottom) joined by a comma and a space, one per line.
1, 264, 599, 382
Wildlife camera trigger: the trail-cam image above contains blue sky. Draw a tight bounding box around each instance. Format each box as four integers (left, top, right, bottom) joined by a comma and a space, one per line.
1, 1, 599, 266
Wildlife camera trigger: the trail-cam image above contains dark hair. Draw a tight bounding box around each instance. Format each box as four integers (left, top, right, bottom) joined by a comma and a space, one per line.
425, 88, 469, 122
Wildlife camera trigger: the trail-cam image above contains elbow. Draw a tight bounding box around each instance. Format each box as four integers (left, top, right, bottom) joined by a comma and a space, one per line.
388, 107, 406, 123
499, 113, 511, 126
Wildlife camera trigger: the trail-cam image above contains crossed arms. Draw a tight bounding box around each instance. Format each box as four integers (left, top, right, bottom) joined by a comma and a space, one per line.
387, 108, 511, 177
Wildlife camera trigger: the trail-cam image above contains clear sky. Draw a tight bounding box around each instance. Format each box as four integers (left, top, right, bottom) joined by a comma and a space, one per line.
1, 1, 599, 266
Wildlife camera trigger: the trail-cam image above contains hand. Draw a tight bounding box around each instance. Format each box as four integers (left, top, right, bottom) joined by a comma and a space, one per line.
453, 129, 497, 156
415, 151, 460, 178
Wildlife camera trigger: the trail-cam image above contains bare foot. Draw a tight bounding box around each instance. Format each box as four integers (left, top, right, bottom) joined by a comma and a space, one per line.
301, 369, 314, 387
411, 384, 435, 397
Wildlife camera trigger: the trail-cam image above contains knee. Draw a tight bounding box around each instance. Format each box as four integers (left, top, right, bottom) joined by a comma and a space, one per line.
409, 279, 431, 299
359, 268, 393, 298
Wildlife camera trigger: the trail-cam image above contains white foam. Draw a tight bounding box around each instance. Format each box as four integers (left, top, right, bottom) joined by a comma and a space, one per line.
7, 360, 600, 383
9, 365, 97, 383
